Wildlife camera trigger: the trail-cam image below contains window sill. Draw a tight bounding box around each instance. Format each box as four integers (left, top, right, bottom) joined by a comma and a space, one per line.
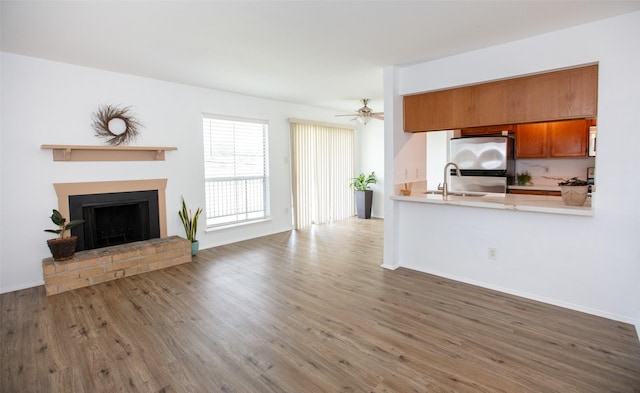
205, 217, 272, 232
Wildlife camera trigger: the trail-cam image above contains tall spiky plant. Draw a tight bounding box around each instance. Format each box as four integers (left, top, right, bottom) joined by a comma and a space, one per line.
178, 197, 202, 243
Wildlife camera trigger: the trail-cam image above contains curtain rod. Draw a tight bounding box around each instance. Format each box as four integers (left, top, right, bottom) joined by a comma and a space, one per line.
288, 118, 356, 130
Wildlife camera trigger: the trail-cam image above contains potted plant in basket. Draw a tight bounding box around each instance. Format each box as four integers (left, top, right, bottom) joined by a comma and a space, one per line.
179, 197, 202, 256
44, 209, 85, 261
349, 171, 377, 219
558, 177, 590, 206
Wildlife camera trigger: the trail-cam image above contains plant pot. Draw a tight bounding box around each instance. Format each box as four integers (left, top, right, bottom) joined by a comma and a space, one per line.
560, 185, 589, 206
355, 190, 373, 219
46, 236, 78, 261
191, 240, 199, 256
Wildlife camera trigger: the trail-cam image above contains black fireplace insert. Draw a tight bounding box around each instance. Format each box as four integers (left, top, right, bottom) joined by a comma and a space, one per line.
69, 190, 160, 251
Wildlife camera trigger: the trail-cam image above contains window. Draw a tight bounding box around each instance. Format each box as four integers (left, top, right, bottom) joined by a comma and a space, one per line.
203, 114, 269, 227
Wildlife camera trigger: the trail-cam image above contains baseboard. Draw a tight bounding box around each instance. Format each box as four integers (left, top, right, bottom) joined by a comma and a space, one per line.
400, 264, 638, 327
0, 279, 44, 295
380, 262, 399, 270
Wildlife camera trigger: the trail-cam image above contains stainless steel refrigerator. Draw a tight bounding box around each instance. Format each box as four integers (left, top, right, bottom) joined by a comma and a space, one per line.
449, 136, 515, 193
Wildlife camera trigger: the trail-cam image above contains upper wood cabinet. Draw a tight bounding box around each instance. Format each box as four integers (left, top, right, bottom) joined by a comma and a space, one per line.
515, 119, 589, 159
403, 65, 598, 132
403, 89, 455, 132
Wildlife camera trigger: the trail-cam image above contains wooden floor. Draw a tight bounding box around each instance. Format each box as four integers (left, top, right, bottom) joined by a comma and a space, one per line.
2, 218, 640, 392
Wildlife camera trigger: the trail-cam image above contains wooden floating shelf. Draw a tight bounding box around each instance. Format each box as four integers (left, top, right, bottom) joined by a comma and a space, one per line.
41, 145, 177, 161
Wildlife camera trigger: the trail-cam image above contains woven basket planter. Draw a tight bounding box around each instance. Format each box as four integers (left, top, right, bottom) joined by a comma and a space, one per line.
46, 236, 79, 261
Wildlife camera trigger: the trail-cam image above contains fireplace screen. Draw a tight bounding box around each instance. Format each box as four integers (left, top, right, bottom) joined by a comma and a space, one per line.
69, 190, 160, 251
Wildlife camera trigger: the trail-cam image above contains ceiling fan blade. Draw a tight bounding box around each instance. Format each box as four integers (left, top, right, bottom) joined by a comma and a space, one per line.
335, 99, 383, 123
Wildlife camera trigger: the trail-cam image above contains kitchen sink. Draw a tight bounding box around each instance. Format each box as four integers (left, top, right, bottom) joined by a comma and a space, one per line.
424, 190, 487, 197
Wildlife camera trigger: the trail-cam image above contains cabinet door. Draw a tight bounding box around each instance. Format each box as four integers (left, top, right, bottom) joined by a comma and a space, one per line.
403, 90, 454, 132
549, 119, 588, 157
515, 123, 548, 158
506, 66, 598, 124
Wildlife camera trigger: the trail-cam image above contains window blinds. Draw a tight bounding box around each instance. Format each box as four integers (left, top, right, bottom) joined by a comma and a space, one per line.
203, 115, 269, 227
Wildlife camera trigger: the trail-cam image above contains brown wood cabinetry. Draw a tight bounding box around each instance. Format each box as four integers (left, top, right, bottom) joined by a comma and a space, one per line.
515, 123, 548, 158
515, 119, 588, 159
460, 124, 514, 136
509, 189, 561, 196
549, 120, 589, 157
403, 89, 455, 132
403, 65, 597, 132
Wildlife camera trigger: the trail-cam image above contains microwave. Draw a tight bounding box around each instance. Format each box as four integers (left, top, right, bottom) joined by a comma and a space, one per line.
588, 126, 597, 157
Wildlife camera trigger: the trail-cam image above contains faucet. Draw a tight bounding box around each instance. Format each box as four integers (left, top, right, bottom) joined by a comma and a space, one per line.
442, 162, 461, 199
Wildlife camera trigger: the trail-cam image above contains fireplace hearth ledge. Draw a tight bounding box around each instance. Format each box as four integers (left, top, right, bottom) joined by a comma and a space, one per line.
42, 236, 191, 295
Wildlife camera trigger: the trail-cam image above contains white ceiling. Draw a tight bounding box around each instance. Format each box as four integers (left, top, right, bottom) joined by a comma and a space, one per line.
2, 1, 640, 114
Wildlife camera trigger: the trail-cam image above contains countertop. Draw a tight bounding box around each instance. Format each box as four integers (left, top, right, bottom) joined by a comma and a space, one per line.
391, 191, 592, 216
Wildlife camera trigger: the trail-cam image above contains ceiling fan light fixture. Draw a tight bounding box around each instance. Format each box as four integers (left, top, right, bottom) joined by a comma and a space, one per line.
335, 98, 383, 126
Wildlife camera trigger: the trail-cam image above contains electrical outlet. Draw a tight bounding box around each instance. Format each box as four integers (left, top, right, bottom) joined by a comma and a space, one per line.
488, 248, 497, 260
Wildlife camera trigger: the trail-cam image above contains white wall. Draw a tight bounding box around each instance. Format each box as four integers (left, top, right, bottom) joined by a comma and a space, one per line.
355, 120, 384, 218
426, 131, 452, 190
385, 11, 640, 325
0, 52, 357, 293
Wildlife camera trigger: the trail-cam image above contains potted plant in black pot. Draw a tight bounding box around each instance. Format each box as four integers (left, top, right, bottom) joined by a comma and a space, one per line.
44, 209, 85, 261
179, 197, 202, 256
558, 177, 590, 206
349, 171, 377, 219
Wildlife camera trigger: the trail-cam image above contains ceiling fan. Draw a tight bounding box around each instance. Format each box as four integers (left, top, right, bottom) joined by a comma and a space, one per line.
335, 99, 384, 125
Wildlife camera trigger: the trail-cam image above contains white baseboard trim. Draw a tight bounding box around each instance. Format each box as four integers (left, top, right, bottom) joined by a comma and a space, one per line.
381, 262, 400, 270
400, 264, 638, 327
0, 280, 44, 295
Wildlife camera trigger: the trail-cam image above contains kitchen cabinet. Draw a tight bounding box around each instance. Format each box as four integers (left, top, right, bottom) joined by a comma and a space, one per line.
515, 123, 548, 158
515, 119, 589, 159
403, 64, 597, 132
509, 189, 561, 196
548, 120, 589, 157
403, 89, 455, 132
460, 124, 514, 136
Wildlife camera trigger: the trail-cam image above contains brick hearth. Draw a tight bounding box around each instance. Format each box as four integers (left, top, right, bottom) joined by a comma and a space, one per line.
42, 236, 191, 295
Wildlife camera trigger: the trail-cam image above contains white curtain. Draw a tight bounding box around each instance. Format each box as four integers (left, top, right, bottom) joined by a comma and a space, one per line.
290, 120, 355, 229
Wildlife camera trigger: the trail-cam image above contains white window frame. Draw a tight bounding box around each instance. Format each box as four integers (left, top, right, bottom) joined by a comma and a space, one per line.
202, 114, 270, 229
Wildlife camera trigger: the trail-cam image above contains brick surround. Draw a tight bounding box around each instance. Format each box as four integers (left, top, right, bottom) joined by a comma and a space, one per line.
42, 236, 191, 295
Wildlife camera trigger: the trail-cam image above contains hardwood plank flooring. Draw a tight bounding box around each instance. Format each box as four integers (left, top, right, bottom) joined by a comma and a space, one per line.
2, 217, 640, 392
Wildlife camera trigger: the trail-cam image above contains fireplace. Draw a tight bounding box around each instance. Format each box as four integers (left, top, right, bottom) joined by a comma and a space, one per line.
43, 179, 192, 296
69, 190, 160, 251
53, 179, 168, 241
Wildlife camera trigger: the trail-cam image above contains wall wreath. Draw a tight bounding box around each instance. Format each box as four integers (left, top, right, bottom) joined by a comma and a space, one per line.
92, 104, 143, 146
